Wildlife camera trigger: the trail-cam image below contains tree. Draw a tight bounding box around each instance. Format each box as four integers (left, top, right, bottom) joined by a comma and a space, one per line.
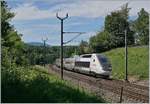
89, 35, 97, 52
1, 1, 14, 39
1, 1, 27, 67
104, 3, 134, 48
132, 8, 149, 45
89, 31, 111, 52
78, 40, 89, 54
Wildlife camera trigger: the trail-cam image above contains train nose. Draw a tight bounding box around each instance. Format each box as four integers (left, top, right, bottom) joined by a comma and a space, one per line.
101, 71, 111, 76
102, 64, 112, 71
108, 65, 112, 70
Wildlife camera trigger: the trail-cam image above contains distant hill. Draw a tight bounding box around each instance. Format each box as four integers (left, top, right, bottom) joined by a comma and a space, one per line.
26, 42, 50, 47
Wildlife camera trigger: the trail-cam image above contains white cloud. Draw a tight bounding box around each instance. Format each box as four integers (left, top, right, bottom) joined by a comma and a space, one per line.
57, 0, 150, 17
12, 3, 55, 20
12, 0, 150, 21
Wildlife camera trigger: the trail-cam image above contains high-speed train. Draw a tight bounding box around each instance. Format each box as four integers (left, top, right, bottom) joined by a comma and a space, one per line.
55, 54, 112, 78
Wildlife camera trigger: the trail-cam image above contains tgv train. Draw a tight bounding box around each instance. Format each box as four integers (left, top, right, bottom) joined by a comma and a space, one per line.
55, 54, 112, 78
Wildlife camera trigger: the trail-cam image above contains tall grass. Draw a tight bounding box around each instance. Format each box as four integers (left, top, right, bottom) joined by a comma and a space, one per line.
104, 46, 149, 79
2, 66, 104, 103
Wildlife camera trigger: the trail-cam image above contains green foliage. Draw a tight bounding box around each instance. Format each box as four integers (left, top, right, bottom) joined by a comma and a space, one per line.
64, 46, 80, 57
1, 1, 28, 67
88, 3, 135, 53
105, 3, 134, 47
78, 40, 90, 54
23, 45, 59, 65
1, 46, 10, 69
132, 8, 149, 45
1, 1, 22, 49
89, 31, 111, 52
1, 1, 15, 39
104, 46, 149, 79
24, 44, 80, 65
2, 66, 104, 103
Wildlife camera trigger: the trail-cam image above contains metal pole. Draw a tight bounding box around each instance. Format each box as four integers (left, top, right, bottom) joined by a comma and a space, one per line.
125, 29, 128, 81
56, 13, 84, 80
42, 38, 48, 67
61, 20, 63, 79
56, 13, 68, 80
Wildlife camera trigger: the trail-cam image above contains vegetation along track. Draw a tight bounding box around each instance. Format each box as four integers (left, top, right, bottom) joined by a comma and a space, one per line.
49, 65, 149, 103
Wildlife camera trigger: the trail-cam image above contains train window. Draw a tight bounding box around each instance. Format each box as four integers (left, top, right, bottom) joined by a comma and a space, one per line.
82, 55, 91, 58
98, 56, 108, 63
75, 61, 90, 68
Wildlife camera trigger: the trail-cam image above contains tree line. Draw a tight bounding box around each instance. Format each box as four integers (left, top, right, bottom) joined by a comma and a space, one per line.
23, 45, 79, 65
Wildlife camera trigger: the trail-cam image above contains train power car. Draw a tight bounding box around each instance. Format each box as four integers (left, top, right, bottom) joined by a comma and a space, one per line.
55, 54, 112, 78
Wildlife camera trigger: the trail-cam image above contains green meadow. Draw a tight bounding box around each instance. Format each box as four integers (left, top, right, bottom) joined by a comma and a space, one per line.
104, 46, 149, 80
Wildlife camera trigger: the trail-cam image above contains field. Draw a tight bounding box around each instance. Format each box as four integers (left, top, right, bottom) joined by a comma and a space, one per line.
2, 66, 104, 103
103, 46, 149, 80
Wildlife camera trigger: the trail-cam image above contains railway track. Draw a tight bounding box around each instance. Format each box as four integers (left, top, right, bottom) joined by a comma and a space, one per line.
96, 78, 148, 95
49, 65, 149, 103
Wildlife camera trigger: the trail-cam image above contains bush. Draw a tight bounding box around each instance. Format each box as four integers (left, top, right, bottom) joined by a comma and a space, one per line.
2, 66, 104, 103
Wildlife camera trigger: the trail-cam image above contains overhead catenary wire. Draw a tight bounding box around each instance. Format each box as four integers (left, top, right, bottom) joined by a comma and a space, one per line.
63, 32, 86, 45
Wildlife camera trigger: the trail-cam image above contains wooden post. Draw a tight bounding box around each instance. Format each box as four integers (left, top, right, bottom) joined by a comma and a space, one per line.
119, 87, 123, 103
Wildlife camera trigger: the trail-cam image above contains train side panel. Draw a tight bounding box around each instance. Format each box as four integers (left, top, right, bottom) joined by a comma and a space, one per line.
74, 55, 91, 74
64, 58, 75, 70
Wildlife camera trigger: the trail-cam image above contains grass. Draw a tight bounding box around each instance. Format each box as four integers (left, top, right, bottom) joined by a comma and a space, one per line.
103, 46, 149, 80
2, 66, 104, 103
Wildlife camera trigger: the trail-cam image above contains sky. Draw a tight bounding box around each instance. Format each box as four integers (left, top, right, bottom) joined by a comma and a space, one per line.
6, 0, 150, 46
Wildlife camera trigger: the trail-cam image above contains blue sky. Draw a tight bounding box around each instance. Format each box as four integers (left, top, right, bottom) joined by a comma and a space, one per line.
6, 0, 150, 46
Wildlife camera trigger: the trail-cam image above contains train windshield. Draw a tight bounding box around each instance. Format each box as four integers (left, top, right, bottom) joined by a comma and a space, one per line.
98, 55, 108, 64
